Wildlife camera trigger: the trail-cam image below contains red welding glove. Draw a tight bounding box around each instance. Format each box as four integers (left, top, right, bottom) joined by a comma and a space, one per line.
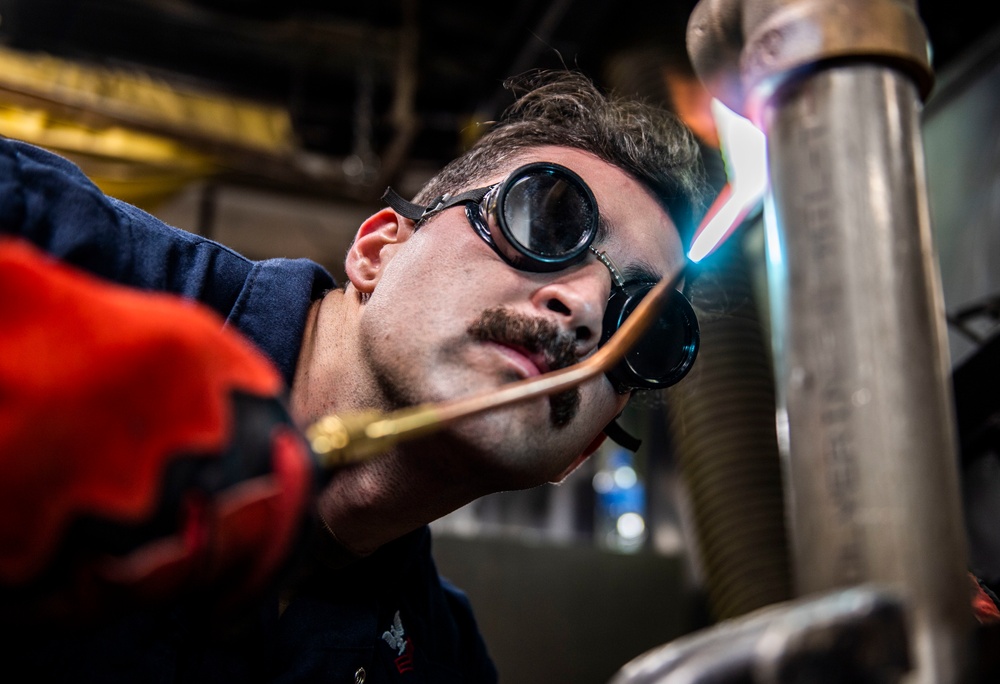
0, 238, 317, 626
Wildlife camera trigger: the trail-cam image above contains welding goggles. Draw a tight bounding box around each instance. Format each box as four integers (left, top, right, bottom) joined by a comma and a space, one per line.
381, 161, 699, 395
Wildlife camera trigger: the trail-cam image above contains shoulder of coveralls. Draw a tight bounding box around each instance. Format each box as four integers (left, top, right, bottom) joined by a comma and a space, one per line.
0, 137, 336, 383
0, 137, 254, 304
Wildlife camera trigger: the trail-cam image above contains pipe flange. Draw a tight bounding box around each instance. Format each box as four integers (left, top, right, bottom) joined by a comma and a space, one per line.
687, 0, 933, 121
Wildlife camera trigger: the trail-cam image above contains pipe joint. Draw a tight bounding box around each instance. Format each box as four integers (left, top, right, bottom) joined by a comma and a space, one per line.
687, 0, 933, 121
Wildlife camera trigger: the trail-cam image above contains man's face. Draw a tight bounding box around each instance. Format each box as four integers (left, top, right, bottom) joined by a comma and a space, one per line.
357, 146, 686, 486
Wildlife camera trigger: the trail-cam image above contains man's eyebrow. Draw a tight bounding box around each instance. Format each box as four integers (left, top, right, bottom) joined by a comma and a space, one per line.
622, 261, 661, 284
595, 214, 612, 244
597, 214, 662, 284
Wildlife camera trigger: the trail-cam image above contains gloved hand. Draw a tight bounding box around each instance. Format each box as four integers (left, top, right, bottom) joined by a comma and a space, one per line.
0, 238, 318, 626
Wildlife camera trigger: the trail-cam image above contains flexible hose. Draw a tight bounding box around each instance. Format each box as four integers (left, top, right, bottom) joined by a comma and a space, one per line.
665, 220, 792, 620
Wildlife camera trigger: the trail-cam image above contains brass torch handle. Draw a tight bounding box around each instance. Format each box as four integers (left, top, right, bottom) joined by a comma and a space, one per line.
307, 406, 444, 469
307, 263, 689, 469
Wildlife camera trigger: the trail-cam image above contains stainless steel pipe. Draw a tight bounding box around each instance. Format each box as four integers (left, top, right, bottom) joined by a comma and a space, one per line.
686, 1, 973, 682
762, 63, 971, 684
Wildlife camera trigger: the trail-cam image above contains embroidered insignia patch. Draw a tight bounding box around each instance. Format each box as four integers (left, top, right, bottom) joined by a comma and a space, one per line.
382, 611, 414, 674
382, 611, 407, 656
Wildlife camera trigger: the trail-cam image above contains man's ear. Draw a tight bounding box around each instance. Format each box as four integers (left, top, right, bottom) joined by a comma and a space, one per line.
549, 433, 607, 484
344, 208, 414, 294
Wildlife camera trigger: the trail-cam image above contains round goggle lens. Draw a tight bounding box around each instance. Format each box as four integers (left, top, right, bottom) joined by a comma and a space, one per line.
485, 163, 598, 270
501, 172, 594, 257
622, 289, 696, 380
602, 284, 700, 391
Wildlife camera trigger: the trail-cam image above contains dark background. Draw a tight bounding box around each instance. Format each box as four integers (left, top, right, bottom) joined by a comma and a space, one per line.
0, 0, 994, 198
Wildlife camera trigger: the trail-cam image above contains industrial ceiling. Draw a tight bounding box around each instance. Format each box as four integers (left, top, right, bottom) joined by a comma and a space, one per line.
1, 0, 994, 209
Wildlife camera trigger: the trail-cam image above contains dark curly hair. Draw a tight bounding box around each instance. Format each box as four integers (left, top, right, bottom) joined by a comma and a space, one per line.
413, 69, 709, 248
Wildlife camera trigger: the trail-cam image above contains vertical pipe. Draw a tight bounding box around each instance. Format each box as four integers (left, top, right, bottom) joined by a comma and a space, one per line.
762, 64, 971, 683
686, 1, 974, 681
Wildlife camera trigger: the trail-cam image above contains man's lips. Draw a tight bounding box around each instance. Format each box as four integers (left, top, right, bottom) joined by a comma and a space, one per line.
484, 341, 552, 378
466, 308, 582, 428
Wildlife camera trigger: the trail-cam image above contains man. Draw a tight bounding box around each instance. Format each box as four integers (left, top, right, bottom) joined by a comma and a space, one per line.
0, 69, 707, 681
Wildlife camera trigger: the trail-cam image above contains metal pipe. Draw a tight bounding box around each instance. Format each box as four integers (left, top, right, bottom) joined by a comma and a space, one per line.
610, 584, 911, 684
687, 1, 972, 682
764, 62, 971, 684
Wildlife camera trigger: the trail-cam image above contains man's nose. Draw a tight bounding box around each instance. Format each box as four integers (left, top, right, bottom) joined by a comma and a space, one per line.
530, 263, 609, 352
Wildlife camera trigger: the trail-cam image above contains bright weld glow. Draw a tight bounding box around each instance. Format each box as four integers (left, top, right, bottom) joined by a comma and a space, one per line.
687, 100, 768, 263
763, 191, 783, 270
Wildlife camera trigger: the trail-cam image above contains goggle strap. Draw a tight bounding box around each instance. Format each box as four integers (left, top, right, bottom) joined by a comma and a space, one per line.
382, 187, 490, 222
603, 419, 643, 452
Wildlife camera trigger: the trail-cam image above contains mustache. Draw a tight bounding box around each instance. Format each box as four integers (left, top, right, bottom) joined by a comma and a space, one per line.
467, 307, 581, 428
